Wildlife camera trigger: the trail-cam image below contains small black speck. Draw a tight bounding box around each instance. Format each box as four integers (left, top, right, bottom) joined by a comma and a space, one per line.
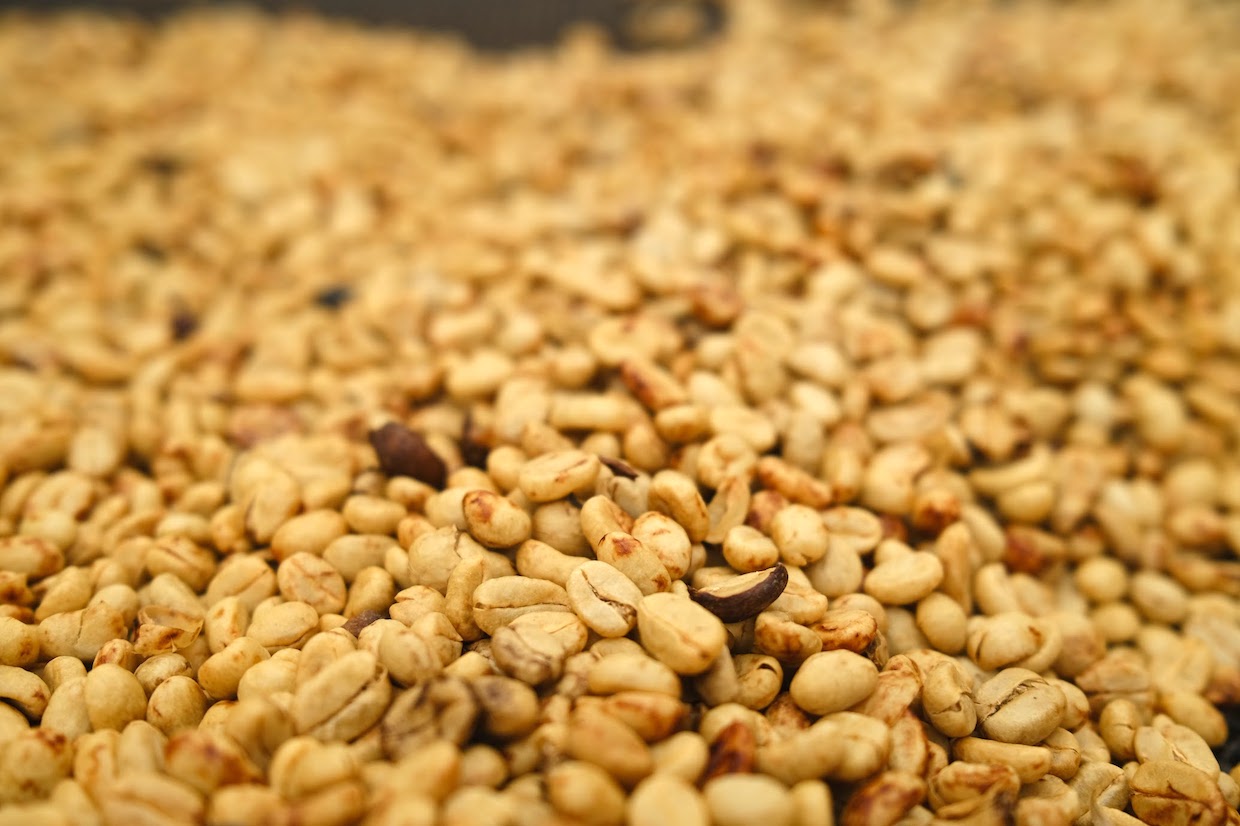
171, 309, 198, 341
314, 284, 353, 309
139, 153, 184, 177
134, 239, 166, 261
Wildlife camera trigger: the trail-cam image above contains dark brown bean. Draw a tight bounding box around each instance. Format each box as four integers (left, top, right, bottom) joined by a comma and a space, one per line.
689, 565, 788, 623
170, 308, 198, 341
369, 422, 447, 488
341, 609, 386, 637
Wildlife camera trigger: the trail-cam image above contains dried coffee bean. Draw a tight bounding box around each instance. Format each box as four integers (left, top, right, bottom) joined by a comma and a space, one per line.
567, 561, 644, 638
790, 650, 879, 716
974, 668, 1066, 745
628, 773, 708, 826
637, 593, 728, 675
1129, 759, 1229, 826
369, 423, 447, 489
688, 564, 788, 623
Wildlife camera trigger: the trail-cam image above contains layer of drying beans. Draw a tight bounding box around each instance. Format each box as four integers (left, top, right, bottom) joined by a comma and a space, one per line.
2, 0, 1240, 824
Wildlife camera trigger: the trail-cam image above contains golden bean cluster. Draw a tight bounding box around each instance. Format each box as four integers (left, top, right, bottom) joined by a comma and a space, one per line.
1, 1, 1240, 824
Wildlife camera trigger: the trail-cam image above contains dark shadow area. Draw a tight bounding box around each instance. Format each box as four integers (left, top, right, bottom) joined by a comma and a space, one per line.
1216, 703, 1240, 773
0, 0, 725, 50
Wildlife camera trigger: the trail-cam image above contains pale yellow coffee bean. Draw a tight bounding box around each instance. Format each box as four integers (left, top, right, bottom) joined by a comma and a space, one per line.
1130, 759, 1229, 826
567, 561, 644, 638
341, 494, 406, 536
146, 675, 208, 736
198, 637, 270, 701
734, 654, 784, 711
922, 661, 977, 739
973, 668, 1065, 745
753, 611, 822, 665
722, 525, 780, 573
952, 738, 1050, 784
0, 617, 40, 668
40, 677, 90, 740
490, 620, 571, 686
757, 713, 889, 784
648, 471, 710, 544
1129, 570, 1189, 625
323, 534, 398, 582
1158, 690, 1228, 747
277, 553, 347, 616
628, 773, 708, 826
768, 504, 829, 567
1074, 556, 1128, 603
247, 600, 319, 651
518, 450, 602, 503
203, 597, 249, 654
789, 650, 879, 716
588, 653, 682, 697
580, 495, 635, 550
545, 760, 626, 826
704, 774, 795, 826
236, 651, 300, 703
790, 780, 835, 826
864, 551, 943, 605
566, 705, 653, 787
637, 592, 727, 675
649, 731, 710, 783
514, 539, 587, 587
291, 650, 391, 742
461, 490, 532, 548
0, 664, 50, 720
204, 555, 278, 613
0, 728, 76, 806
471, 576, 572, 636
592, 531, 669, 595
630, 511, 692, 581
84, 663, 147, 732
915, 592, 967, 654
531, 500, 592, 557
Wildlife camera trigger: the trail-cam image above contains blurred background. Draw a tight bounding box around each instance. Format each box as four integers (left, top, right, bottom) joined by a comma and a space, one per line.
0, 0, 727, 50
